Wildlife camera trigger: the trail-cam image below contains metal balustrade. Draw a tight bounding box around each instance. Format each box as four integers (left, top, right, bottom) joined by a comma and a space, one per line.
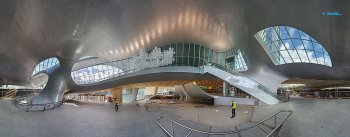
156, 110, 292, 137
12, 89, 63, 112
13, 98, 63, 112
204, 62, 278, 98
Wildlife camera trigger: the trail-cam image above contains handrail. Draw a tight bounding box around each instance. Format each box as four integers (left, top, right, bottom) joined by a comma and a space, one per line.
14, 100, 63, 112
12, 92, 40, 104
156, 110, 292, 137
204, 62, 278, 98
266, 110, 292, 137
12, 91, 63, 112
72, 63, 202, 85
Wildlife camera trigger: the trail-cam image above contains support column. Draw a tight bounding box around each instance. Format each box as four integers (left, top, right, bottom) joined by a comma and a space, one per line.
111, 88, 122, 101
154, 86, 158, 95
223, 81, 229, 96
30, 64, 69, 104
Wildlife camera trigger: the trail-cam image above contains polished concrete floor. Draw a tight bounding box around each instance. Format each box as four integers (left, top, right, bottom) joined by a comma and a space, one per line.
3, 98, 348, 137
0, 100, 254, 137
253, 98, 350, 137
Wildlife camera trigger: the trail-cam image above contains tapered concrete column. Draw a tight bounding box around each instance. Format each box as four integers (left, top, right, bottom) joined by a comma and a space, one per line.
26, 40, 78, 106
154, 86, 158, 95
30, 67, 71, 104
111, 88, 122, 101
29, 56, 75, 104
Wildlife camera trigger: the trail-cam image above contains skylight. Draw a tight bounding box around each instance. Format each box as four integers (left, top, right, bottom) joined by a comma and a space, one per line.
255, 26, 332, 67
71, 64, 124, 85
32, 57, 60, 76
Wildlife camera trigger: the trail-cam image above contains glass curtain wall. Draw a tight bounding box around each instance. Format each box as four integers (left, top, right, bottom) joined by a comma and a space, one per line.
122, 89, 133, 102
225, 49, 248, 71
136, 88, 145, 100
163, 42, 217, 67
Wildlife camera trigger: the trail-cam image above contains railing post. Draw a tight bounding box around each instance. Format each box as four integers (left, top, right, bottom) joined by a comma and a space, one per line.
274, 115, 277, 128
186, 130, 192, 137
43, 104, 46, 111
207, 126, 212, 137
197, 115, 200, 123
171, 121, 174, 135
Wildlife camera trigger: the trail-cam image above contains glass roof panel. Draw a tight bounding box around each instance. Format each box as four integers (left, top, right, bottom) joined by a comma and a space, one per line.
255, 26, 332, 67
32, 57, 60, 76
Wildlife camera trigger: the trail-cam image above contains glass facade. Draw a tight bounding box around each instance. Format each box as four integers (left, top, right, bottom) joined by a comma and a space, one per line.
225, 49, 248, 71
255, 26, 332, 67
234, 50, 248, 71
162, 42, 217, 67
122, 88, 137, 102
32, 57, 59, 76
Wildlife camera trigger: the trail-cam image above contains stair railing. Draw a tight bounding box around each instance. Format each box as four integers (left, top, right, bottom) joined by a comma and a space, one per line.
12, 89, 63, 112
156, 110, 292, 137
204, 62, 278, 98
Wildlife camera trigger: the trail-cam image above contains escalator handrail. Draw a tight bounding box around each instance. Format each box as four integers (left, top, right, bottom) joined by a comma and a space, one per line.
203, 62, 278, 97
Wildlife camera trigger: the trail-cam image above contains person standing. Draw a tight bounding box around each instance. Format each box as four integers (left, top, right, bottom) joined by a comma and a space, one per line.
145, 100, 150, 112
230, 100, 237, 118
114, 98, 119, 111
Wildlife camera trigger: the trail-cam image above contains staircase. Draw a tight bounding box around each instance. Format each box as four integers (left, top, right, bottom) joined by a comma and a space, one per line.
203, 63, 279, 105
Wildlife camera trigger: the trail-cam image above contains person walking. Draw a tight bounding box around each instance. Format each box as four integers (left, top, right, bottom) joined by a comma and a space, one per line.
145, 100, 150, 112
114, 98, 119, 111
230, 100, 237, 118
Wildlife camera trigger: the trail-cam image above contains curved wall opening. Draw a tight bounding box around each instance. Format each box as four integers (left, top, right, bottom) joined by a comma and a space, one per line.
254, 26, 332, 67
32, 57, 60, 76
31, 57, 60, 88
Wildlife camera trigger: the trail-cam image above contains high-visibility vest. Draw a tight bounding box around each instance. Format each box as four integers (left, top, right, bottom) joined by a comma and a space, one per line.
232, 102, 236, 109
115, 100, 119, 105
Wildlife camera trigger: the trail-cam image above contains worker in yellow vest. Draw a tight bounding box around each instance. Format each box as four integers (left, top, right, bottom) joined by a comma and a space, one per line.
230, 100, 237, 118
114, 98, 119, 111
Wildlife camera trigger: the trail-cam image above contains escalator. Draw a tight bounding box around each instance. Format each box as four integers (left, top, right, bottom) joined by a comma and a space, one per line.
203, 63, 279, 105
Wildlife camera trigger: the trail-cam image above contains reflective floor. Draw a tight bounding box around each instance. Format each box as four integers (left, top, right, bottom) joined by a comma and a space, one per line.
0, 100, 253, 137
253, 98, 350, 137
3, 98, 348, 137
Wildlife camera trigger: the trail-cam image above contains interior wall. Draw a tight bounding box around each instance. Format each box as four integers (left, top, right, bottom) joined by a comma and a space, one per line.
144, 87, 157, 96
